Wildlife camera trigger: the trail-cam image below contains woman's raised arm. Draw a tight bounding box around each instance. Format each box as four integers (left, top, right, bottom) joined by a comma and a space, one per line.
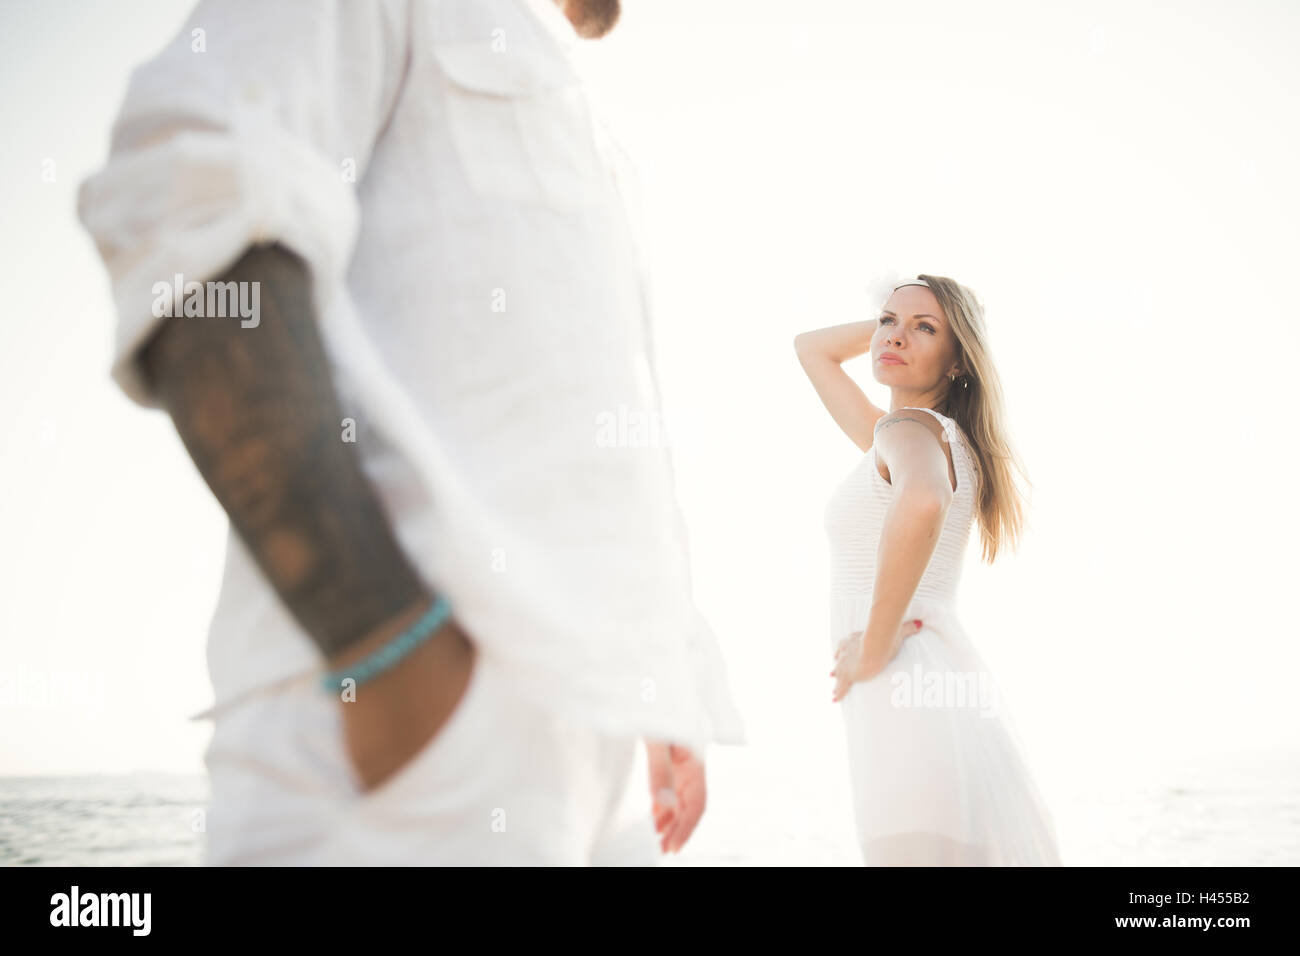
794, 320, 886, 453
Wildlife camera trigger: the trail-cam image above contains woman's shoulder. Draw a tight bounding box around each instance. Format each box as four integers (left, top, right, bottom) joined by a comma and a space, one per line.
878, 406, 959, 450
873, 407, 967, 489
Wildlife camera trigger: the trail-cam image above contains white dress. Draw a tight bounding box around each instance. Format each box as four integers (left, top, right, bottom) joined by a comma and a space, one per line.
823, 406, 1063, 865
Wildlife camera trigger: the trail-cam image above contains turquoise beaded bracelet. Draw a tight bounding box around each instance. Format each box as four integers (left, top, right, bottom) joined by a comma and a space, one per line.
319, 595, 453, 694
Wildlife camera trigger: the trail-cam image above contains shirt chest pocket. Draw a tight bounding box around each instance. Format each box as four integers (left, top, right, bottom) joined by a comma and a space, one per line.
431, 42, 605, 213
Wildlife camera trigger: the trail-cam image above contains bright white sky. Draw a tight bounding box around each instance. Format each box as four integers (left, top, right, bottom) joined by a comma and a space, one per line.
2, 0, 1298, 800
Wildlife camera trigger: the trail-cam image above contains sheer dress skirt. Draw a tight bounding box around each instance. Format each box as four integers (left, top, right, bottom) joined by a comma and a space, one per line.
831, 594, 1062, 866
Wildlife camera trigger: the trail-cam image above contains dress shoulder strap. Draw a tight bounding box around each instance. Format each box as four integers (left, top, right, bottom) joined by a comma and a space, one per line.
899, 407, 974, 488
891, 407, 978, 497
899, 406, 957, 442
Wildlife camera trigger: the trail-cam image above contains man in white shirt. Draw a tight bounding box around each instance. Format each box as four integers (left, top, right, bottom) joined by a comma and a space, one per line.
77, 0, 745, 865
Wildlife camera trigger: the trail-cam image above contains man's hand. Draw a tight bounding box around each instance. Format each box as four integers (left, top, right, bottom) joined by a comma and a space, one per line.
330, 608, 478, 793
645, 739, 706, 855
830, 618, 924, 702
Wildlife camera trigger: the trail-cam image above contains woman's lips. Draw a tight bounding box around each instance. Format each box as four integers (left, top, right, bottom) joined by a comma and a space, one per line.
879, 355, 905, 365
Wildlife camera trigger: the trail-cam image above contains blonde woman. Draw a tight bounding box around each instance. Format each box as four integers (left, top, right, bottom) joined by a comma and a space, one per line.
795, 274, 1062, 866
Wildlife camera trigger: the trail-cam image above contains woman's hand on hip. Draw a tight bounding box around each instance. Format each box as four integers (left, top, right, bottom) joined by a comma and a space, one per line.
830, 618, 923, 702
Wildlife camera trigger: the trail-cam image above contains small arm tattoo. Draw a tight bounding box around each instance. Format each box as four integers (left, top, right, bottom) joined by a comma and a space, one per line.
876, 416, 929, 434
139, 243, 429, 659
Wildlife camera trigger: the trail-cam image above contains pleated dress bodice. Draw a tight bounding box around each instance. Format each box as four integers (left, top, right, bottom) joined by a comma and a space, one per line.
823, 406, 977, 645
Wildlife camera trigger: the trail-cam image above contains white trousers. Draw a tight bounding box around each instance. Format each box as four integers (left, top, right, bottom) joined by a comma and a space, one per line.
201, 649, 662, 865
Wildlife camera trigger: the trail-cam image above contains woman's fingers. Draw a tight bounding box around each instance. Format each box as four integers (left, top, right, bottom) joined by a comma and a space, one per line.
832, 622, 923, 697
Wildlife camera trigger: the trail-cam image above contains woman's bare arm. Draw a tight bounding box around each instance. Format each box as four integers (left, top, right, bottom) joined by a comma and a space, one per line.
793, 320, 886, 453
856, 411, 955, 676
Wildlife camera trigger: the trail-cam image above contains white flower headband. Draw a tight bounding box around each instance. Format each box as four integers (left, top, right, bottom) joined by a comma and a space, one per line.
864, 267, 930, 314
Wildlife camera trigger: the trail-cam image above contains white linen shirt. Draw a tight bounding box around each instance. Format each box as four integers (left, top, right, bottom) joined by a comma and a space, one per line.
77, 0, 746, 754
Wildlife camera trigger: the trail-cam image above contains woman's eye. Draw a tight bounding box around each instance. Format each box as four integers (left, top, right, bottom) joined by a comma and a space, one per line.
880, 316, 935, 333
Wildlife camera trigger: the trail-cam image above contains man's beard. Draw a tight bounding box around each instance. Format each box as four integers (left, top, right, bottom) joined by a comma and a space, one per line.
564, 0, 621, 38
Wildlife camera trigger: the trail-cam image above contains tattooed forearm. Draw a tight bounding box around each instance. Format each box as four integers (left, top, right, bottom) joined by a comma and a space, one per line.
139, 242, 429, 660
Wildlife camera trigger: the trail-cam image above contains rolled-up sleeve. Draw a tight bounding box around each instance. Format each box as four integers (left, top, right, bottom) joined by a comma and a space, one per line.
77, 0, 410, 407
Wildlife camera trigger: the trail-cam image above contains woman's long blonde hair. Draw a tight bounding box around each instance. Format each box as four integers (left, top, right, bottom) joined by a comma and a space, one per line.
917, 273, 1030, 564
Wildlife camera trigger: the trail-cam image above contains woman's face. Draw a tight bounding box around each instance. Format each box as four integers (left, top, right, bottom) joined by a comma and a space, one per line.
872, 285, 961, 394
